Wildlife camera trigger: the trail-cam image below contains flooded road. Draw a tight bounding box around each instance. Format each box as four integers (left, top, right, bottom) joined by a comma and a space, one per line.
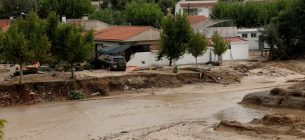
1, 84, 305, 140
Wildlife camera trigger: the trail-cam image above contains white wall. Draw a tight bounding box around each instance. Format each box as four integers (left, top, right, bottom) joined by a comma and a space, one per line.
127, 42, 249, 67
197, 7, 210, 18
237, 29, 269, 50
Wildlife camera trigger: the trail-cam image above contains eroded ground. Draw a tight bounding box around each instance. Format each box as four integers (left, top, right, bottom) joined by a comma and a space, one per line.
1, 72, 305, 140
1, 51, 305, 139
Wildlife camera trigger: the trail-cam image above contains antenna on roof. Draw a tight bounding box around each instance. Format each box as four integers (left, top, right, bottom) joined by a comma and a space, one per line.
153, 20, 162, 30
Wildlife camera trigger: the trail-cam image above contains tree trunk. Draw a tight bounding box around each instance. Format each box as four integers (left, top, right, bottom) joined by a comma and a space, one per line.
195, 57, 198, 70
71, 64, 75, 79
169, 59, 172, 66
19, 63, 24, 84
218, 55, 222, 70
268, 46, 274, 61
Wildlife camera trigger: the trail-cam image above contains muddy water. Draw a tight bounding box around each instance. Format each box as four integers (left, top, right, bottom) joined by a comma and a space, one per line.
1, 86, 305, 140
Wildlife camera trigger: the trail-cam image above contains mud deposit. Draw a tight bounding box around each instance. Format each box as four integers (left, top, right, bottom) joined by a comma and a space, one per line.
241, 81, 305, 110
215, 114, 305, 139
0, 71, 242, 107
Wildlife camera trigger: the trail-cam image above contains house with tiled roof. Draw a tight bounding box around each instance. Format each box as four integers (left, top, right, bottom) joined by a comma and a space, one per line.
91, 25, 162, 59
175, 1, 217, 18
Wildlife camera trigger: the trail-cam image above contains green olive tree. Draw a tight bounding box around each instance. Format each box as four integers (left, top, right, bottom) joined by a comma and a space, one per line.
187, 31, 209, 70
52, 23, 95, 79
211, 31, 230, 67
1, 11, 51, 84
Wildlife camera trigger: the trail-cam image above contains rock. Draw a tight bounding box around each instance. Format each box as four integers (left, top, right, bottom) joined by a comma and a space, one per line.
270, 88, 286, 96
241, 91, 305, 110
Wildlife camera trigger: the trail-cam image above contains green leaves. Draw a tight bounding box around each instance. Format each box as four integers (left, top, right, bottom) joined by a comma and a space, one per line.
38, 0, 95, 19
210, 0, 295, 28
124, 0, 164, 26
2, 11, 51, 65
52, 22, 95, 78
0, 119, 7, 140
211, 31, 230, 57
157, 11, 192, 66
188, 31, 208, 58
1, 11, 51, 84
89, 8, 126, 25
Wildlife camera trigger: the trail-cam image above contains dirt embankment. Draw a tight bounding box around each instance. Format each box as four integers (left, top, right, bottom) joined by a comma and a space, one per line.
241, 80, 305, 110
0, 71, 243, 107
215, 114, 305, 139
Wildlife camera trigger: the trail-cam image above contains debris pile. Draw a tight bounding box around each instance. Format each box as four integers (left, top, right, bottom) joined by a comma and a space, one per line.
234, 63, 295, 77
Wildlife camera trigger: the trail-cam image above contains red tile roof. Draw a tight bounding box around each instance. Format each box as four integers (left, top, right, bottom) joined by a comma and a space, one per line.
0, 19, 11, 27
2, 25, 10, 33
188, 15, 209, 25
180, 3, 216, 7
94, 26, 155, 41
207, 37, 247, 43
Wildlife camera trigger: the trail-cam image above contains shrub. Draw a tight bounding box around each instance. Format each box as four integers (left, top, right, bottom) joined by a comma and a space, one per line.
0, 119, 7, 140
173, 66, 178, 73
69, 90, 88, 100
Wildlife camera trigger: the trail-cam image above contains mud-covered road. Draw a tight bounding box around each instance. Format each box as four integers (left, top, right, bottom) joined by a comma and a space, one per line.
2, 81, 305, 140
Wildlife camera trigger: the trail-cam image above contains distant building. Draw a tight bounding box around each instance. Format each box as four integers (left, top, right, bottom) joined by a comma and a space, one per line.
237, 28, 269, 50
175, 1, 217, 18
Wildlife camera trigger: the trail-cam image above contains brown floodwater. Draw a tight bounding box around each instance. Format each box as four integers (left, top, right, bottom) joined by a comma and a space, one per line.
1, 86, 305, 140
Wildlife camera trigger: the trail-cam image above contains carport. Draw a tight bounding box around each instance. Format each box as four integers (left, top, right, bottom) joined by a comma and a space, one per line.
96, 44, 151, 61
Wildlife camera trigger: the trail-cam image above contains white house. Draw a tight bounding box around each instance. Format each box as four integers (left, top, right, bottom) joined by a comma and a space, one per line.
175, 1, 217, 18
237, 28, 269, 50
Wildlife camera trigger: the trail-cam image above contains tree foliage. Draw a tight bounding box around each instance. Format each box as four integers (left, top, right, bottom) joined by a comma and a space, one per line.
124, 0, 164, 26
38, 0, 95, 19
157, 12, 193, 66
89, 8, 126, 25
256, 0, 305, 60
0, 119, 6, 140
45, 11, 60, 54
0, 0, 35, 19
158, 0, 176, 15
258, 23, 284, 61
53, 23, 95, 79
211, 31, 230, 61
1, 11, 51, 84
188, 31, 208, 69
210, 0, 295, 28
100, 0, 130, 11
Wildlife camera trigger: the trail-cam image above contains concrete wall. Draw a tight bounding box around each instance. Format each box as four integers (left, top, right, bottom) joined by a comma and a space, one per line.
202, 27, 237, 38
127, 42, 249, 67
124, 28, 161, 42
237, 29, 269, 50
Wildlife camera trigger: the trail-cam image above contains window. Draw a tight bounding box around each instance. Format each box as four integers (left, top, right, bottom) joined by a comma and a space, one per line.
242, 34, 248, 38
183, 9, 198, 15
251, 33, 257, 38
